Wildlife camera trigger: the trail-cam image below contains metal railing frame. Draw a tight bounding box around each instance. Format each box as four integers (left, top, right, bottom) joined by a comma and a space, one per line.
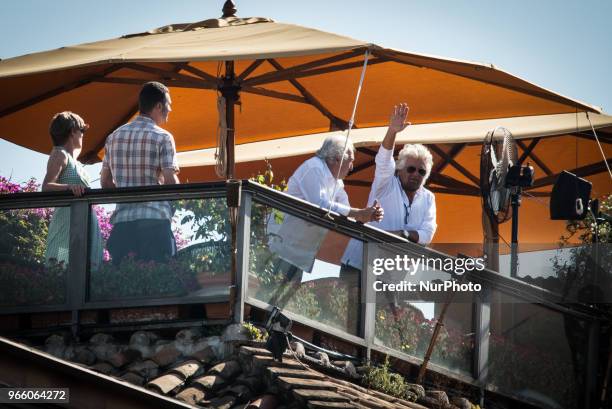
0, 180, 605, 408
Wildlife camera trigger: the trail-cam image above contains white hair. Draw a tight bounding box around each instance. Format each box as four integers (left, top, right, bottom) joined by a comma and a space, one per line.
316, 134, 355, 163
396, 144, 434, 182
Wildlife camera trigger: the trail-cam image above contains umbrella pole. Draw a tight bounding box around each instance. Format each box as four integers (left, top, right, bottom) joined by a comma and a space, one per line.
222, 60, 241, 320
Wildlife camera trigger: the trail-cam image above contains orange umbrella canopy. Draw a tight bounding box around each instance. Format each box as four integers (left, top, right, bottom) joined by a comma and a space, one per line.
0, 15, 602, 165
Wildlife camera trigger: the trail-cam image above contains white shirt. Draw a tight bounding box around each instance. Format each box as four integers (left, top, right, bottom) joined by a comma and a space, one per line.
342, 146, 437, 269
267, 156, 351, 273
286, 156, 352, 215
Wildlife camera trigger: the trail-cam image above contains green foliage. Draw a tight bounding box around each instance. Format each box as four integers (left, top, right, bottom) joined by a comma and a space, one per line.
362, 356, 409, 399
242, 322, 268, 341
0, 259, 66, 306
90, 257, 196, 300
374, 304, 473, 373
561, 194, 611, 244
0, 209, 50, 264
178, 197, 230, 243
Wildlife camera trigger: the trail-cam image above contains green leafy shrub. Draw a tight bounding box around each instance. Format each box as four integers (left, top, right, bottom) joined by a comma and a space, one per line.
362, 356, 409, 399
242, 322, 268, 341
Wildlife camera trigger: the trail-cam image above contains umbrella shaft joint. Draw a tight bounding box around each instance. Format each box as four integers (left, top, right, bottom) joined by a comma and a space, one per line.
220, 80, 241, 103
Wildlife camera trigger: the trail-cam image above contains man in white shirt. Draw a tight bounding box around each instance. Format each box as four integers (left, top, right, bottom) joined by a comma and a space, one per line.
269, 135, 384, 272
286, 134, 384, 223
342, 103, 437, 270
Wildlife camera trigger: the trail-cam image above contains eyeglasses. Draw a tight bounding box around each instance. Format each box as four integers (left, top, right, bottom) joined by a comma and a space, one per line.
406, 166, 427, 177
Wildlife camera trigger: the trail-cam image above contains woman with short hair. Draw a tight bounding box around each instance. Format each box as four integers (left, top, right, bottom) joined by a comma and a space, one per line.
42, 111, 102, 269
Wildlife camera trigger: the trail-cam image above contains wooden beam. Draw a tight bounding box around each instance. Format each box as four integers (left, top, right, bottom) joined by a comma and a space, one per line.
267, 59, 350, 130
357, 147, 378, 157
243, 49, 367, 87
528, 159, 612, 189
80, 63, 190, 163
571, 132, 612, 144
124, 63, 217, 88
80, 104, 139, 164
428, 144, 480, 186
180, 63, 219, 83
245, 57, 389, 87
348, 160, 375, 176
516, 139, 553, 175
428, 173, 480, 193
517, 138, 539, 165
94, 77, 216, 90
237, 59, 265, 81
344, 180, 371, 187
427, 186, 481, 197
433, 144, 465, 173
241, 85, 308, 104
0, 65, 123, 118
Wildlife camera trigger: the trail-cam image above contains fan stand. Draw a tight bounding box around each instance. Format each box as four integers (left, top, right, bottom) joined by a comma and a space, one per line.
505, 164, 534, 278
510, 190, 522, 278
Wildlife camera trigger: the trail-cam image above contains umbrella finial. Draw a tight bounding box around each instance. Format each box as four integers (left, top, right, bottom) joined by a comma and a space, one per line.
222, 1, 237, 18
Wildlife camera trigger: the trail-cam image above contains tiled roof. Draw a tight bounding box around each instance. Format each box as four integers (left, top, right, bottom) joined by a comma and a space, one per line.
15, 325, 478, 409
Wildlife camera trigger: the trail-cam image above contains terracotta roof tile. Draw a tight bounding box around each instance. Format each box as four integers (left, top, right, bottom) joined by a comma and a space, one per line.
146, 373, 184, 394
192, 374, 227, 391
174, 386, 208, 405
169, 359, 203, 379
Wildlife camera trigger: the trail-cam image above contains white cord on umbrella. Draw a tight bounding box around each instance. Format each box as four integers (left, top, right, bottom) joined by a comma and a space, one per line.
585, 111, 612, 181
215, 95, 228, 178
325, 49, 370, 218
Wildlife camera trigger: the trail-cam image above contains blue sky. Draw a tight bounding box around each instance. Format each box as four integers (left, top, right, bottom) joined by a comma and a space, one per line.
1, 0, 611, 186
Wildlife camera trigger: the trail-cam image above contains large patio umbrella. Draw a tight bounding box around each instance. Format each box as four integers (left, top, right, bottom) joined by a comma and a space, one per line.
0, 1, 604, 182
176, 111, 612, 244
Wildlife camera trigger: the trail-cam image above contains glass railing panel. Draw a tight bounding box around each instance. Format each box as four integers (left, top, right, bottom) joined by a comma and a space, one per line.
248, 200, 363, 335
0, 206, 67, 306
497, 242, 611, 303
88, 197, 230, 302
488, 291, 587, 409
367, 242, 476, 377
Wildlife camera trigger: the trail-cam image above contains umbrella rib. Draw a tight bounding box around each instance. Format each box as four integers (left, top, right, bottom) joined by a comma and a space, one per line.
433, 144, 466, 174
428, 144, 480, 186
124, 63, 217, 88
240, 85, 308, 104
517, 138, 540, 166
247, 57, 389, 87
94, 77, 215, 90
179, 64, 219, 83
528, 159, 611, 189
243, 48, 367, 86
428, 173, 480, 193
571, 132, 612, 144
236, 59, 265, 81
0, 65, 123, 118
80, 105, 140, 164
357, 147, 378, 157
348, 159, 375, 176
266, 58, 350, 130
516, 139, 552, 175
427, 187, 481, 196
80, 63, 191, 163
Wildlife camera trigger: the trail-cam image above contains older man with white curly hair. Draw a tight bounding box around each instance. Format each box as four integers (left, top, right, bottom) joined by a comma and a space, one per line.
287, 134, 384, 223
342, 103, 437, 270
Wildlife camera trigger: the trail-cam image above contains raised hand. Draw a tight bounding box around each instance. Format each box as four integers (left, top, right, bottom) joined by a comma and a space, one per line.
388, 103, 410, 134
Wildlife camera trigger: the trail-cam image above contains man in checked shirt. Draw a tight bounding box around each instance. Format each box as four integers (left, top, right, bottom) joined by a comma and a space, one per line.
101, 81, 180, 265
